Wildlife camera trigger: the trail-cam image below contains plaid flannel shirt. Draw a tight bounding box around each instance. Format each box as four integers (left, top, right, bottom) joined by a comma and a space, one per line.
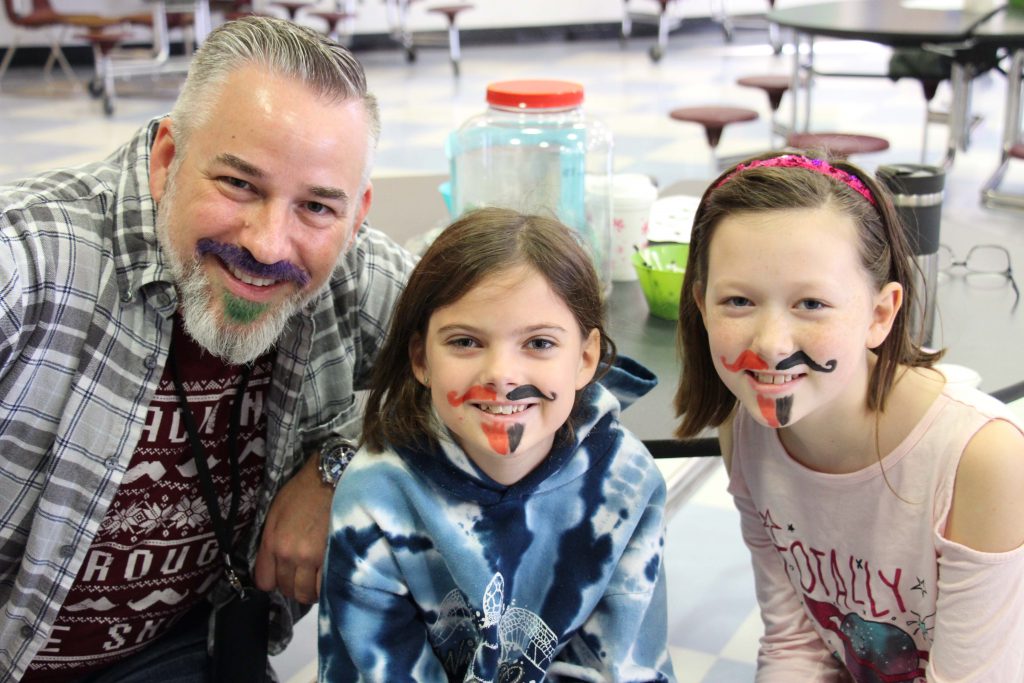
0, 118, 415, 681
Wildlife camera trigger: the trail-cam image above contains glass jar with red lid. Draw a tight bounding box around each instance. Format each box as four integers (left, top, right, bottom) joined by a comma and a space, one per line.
448, 79, 614, 293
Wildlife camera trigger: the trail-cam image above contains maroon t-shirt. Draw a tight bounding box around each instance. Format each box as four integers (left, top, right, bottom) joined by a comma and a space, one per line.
24, 319, 271, 681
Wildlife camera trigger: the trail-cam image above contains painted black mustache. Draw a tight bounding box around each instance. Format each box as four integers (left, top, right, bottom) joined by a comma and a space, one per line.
505, 385, 556, 401
775, 351, 837, 373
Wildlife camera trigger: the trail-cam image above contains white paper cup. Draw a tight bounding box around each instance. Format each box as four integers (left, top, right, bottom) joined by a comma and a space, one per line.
609, 174, 658, 281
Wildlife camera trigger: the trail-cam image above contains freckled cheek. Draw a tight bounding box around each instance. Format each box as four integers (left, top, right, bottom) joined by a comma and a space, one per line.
706, 320, 750, 371
797, 328, 847, 367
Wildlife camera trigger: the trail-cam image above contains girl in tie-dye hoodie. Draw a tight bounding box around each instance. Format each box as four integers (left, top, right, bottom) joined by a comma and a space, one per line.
318, 208, 675, 683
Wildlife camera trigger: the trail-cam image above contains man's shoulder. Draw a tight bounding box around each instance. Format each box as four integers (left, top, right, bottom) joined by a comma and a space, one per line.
1, 120, 156, 221
348, 223, 417, 274
1, 163, 113, 214
323, 223, 417, 300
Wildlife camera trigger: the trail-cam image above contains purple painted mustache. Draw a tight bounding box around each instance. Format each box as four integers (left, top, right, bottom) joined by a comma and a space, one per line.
196, 238, 311, 288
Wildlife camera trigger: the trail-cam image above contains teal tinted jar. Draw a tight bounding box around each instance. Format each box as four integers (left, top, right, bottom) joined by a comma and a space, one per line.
449, 79, 614, 293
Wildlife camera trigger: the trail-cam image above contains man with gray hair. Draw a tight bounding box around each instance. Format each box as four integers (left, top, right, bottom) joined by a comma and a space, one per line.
0, 15, 414, 682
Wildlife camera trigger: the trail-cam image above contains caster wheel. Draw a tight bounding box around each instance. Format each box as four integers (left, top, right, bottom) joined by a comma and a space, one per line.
771, 39, 784, 55
649, 45, 663, 63
723, 26, 734, 42
88, 78, 103, 98
405, 47, 417, 63
103, 96, 114, 116
451, 60, 460, 77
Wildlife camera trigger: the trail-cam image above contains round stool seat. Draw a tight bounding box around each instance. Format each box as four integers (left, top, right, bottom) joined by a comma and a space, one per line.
787, 132, 890, 158
670, 105, 759, 147
77, 29, 130, 55
308, 10, 356, 25
736, 75, 791, 111
429, 4, 473, 22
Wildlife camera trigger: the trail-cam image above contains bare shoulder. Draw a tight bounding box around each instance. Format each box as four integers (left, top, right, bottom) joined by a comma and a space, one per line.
945, 418, 1024, 553
719, 409, 737, 474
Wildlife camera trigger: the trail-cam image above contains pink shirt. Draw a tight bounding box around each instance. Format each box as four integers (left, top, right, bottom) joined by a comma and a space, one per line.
729, 383, 1024, 682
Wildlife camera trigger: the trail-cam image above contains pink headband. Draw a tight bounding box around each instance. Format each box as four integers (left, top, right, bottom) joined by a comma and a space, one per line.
714, 154, 877, 207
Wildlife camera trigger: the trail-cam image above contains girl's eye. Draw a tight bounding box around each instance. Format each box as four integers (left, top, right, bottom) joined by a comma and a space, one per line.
526, 338, 555, 351
798, 299, 827, 311
724, 296, 752, 307
447, 337, 480, 349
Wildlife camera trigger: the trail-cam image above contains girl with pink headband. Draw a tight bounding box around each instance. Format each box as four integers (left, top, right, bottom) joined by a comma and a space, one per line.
675, 151, 1024, 680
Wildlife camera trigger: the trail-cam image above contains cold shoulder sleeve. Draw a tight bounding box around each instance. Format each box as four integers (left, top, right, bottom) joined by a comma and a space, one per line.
926, 535, 1024, 680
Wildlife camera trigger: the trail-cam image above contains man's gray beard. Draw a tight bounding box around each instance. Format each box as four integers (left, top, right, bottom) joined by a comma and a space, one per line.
155, 181, 324, 366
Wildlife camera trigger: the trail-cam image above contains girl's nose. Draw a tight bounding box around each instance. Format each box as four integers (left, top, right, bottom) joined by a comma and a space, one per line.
751, 312, 796, 365
480, 346, 519, 396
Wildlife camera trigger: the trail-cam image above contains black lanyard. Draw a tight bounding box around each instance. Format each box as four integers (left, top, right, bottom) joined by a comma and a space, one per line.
167, 341, 253, 598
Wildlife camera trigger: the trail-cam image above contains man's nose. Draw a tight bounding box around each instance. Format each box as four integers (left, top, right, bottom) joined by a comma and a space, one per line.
238, 199, 296, 266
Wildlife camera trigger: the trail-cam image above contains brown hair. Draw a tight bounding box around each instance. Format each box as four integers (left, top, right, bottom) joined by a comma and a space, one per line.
674, 151, 942, 439
363, 207, 616, 453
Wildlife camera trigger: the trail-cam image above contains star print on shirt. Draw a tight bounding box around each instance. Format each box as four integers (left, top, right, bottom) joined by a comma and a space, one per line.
911, 577, 928, 596
760, 508, 783, 545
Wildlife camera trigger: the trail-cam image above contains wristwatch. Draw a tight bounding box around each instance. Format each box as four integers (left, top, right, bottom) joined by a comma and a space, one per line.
317, 436, 357, 488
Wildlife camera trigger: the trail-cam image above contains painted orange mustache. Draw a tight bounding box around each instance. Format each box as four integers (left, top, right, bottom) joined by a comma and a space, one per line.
722, 350, 837, 373
447, 385, 556, 406
447, 386, 497, 406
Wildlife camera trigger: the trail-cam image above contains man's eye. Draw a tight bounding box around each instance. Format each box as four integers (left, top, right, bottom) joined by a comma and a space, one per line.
221, 176, 253, 191
304, 201, 332, 216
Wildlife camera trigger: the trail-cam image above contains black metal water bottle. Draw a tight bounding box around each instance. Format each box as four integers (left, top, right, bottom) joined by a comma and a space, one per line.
876, 164, 945, 348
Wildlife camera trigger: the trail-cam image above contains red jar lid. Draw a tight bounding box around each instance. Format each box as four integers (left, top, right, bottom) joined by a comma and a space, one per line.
486, 79, 584, 109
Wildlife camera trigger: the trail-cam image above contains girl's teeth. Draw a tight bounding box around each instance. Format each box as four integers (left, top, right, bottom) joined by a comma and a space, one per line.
228, 264, 277, 287
754, 373, 797, 385
478, 404, 527, 415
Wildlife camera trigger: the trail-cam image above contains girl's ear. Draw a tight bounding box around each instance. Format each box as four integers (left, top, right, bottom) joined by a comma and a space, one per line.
866, 281, 903, 349
575, 329, 601, 390
693, 282, 707, 319
409, 334, 428, 386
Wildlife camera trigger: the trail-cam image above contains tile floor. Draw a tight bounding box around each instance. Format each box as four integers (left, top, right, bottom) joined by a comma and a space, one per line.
2, 17, 1023, 683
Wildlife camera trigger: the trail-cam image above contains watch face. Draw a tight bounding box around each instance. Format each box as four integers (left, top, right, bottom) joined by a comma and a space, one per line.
320, 439, 355, 486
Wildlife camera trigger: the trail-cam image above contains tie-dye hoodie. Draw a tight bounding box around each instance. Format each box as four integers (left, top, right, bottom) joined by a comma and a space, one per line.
318, 357, 675, 682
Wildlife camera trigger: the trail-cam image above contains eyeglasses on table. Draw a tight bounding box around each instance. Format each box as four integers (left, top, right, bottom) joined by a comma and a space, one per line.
937, 243, 1020, 309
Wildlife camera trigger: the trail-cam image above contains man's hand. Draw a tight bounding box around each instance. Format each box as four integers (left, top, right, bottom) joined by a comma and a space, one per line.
253, 454, 334, 604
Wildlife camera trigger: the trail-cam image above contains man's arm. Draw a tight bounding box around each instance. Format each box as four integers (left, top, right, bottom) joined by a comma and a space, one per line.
252, 452, 333, 603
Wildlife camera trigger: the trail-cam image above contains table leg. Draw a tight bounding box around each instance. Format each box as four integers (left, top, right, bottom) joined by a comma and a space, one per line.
981, 48, 1024, 208
789, 31, 802, 134
192, 0, 212, 44
803, 34, 815, 133
943, 61, 970, 168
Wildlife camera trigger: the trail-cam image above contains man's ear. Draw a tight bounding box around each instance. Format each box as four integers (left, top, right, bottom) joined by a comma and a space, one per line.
867, 281, 903, 349
343, 181, 374, 251
149, 119, 177, 203
575, 328, 601, 390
